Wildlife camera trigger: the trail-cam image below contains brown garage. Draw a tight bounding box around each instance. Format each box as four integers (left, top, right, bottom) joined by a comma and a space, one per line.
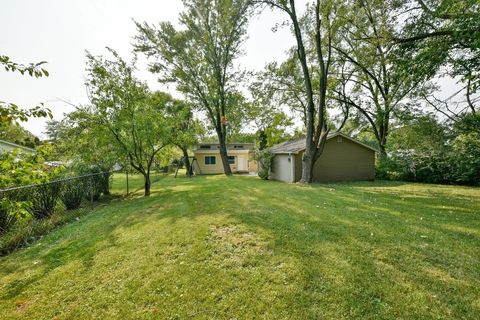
269, 132, 377, 183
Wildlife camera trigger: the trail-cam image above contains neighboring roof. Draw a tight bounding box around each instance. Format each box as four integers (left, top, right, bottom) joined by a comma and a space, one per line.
269, 132, 378, 154
0, 139, 36, 153
194, 142, 255, 150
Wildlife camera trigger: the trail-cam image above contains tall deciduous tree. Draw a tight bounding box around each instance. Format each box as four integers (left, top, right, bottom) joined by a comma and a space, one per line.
134, 0, 252, 176
393, 0, 480, 118
258, 0, 344, 183
154, 92, 203, 177
252, 53, 308, 126
333, 0, 436, 156
85, 49, 173, 196
45, 109, 120, 195
249, 75, 295, 149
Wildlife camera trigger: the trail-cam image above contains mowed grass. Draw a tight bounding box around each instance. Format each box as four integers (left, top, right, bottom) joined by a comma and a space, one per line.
0, 174, 479, 319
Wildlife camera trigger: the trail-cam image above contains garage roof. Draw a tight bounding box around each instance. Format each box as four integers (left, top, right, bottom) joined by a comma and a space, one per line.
269, 132, 378, 154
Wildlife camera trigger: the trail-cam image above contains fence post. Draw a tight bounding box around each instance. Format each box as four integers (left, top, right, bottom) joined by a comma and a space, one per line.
90, 176, 94, 210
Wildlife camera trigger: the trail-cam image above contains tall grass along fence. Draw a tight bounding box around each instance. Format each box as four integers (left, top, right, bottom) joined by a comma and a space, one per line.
0, 171, 118, 255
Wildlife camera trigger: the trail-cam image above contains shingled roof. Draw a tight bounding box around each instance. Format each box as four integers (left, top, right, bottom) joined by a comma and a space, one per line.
269, 138, 306, 154
269, 132, 378, 154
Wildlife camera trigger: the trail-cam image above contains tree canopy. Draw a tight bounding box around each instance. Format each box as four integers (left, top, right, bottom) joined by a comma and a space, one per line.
84, 49, 174, 196
134, 0, 253, 176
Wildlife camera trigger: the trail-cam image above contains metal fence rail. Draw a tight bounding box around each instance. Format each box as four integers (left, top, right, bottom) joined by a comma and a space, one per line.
0, 171, 114, 193
0, 171, 121, 233
0, 169, 169, 255
0, 169, 169, 231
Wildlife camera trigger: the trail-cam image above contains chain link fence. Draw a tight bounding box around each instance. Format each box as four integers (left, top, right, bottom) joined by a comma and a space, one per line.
1, 172, 111, 232
0, 169, 165, 255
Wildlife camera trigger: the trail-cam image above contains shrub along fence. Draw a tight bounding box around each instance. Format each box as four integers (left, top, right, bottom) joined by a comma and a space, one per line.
0, 171, 118, 255
0, 169, 165, 255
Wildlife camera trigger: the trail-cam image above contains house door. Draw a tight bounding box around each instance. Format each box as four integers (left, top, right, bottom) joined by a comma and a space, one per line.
237, 156, 247, 171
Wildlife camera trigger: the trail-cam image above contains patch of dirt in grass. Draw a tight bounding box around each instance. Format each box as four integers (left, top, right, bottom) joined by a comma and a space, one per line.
207, 225, 270, 266
15, 299, 31, 314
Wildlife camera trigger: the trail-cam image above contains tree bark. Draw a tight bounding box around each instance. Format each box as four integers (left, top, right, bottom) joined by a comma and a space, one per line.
301, 146, 315, 183
143, 173, 151, 196
181, 147, 193, 177
301, 129, 328, 183
217, 127, 232, 176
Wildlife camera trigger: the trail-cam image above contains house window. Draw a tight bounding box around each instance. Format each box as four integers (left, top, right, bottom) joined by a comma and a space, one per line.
227, 156, 235, 164
336, 137, 343, 143
200, 145, 211, 149
205, 156, 216, 165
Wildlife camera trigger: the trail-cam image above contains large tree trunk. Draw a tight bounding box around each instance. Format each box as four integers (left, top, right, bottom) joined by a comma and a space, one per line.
217, 128, 232, 176
301, 146, 315, 183
301, 131, 328, 183
143, 173, 151, 196
218, 141, 232, 176
378, 121, 389, 159
181, 147, 193, 177
379, 143, 387, 159
289, 0, 330, 184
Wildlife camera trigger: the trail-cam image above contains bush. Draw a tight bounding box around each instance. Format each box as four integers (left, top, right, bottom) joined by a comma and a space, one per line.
376, 151, 450, 183
30, 182, 62, 219
0, 204, 13, 234
75, 165, 112, 200
449, 132, 480, 185
377, 113, 480, 186
61, 179, 85, 210
254, 150, 274, 180
85, 175, 103, 201
0, 190, 33, 233
100, 171, 112, 195
375, 156, 403, 181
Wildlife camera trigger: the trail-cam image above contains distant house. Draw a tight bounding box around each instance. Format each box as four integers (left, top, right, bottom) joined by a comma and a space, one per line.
269, 132, 377, 183
192, 143, 258, 174
0, 139, 36, 155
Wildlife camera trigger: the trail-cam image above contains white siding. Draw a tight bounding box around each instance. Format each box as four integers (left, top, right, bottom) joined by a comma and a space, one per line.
270, 154, 294, 182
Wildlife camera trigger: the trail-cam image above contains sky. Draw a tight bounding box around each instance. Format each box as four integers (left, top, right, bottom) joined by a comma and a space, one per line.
1, 0, 460, 139
1, 0, 301, 138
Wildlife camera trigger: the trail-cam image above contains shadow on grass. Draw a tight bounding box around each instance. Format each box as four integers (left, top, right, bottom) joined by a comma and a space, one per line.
1, 175, 478, 318
0, 179, 167, 300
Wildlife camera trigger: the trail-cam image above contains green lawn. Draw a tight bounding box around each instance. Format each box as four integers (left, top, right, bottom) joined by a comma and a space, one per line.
1, 174, 479, 319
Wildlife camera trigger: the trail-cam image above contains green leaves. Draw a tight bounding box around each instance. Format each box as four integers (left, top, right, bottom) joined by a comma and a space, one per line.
0, 102, 52, 125
394, 0, 479, 115
0, 148, 60, 189
82, 49, 177, 194
135, 0, 252, 131
1, 55, 51, 125
0, 55, 49, 78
